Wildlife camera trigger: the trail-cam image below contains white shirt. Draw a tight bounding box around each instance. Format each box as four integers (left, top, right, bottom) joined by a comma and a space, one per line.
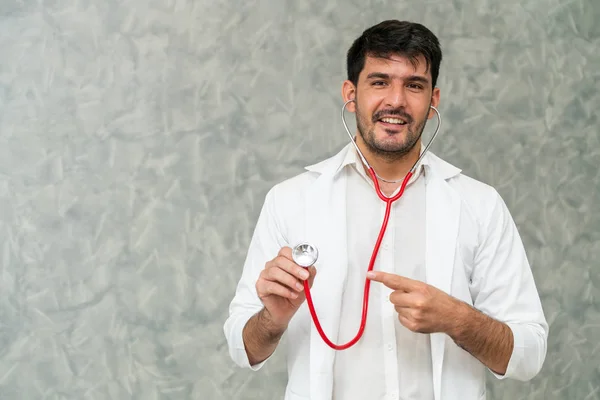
224, 142, 549, 400
332, 146, 434, 400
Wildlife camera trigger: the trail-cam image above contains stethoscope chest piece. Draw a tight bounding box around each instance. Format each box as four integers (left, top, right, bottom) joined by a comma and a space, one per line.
292, 243, 319, 267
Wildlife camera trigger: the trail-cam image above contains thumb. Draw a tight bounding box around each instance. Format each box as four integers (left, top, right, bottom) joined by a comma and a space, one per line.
307, 266, 317, 289
293, 266, 317, 307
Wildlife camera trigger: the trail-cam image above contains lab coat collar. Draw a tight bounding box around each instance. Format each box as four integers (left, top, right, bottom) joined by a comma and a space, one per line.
305, 141, 462, 181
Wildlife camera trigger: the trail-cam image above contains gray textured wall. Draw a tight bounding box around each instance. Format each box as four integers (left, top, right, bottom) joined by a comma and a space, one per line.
0, 0, 598, 399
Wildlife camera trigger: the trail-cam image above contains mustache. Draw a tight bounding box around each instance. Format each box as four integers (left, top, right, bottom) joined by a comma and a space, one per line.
372, 108, 413, 124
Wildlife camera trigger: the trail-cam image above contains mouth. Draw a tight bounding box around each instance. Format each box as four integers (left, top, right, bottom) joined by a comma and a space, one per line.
378, 117, 408, 125
377, 117, 409, 130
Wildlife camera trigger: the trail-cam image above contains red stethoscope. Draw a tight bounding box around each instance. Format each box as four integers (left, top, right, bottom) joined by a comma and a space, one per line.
291, 99, 442, 350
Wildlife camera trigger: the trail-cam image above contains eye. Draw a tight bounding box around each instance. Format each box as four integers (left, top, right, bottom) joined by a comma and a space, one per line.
407, 83, 424, 90
372, 80, 387, 86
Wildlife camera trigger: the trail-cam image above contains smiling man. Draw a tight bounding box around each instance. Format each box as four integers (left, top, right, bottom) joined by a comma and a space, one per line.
224, 20, 548, 400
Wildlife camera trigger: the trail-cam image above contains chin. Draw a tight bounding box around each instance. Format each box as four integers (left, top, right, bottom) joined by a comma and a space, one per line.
370, 140, 407, 154
373, 135, 419, 154
376, 133, 408, 146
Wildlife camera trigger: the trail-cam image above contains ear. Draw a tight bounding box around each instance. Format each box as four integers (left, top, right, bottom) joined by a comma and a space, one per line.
428, 87, 441, 119
341, 80, 357, 112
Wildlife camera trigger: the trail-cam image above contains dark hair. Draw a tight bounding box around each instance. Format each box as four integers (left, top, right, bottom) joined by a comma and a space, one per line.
346, 20, 442, 89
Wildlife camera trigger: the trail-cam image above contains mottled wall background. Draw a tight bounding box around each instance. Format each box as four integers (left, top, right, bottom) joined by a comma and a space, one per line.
0, 0, 598, 399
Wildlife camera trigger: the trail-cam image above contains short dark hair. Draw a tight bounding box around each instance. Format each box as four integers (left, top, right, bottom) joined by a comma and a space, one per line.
346, 20, 442, 89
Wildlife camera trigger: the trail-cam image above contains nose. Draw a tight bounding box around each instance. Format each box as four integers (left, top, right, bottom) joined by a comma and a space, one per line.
384, 83, 407, 109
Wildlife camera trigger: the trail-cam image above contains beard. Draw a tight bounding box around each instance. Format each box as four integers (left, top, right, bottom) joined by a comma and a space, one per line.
356, 102, 429, 162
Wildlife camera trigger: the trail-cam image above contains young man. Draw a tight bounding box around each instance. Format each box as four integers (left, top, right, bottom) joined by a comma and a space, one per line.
224, 20, 548, 400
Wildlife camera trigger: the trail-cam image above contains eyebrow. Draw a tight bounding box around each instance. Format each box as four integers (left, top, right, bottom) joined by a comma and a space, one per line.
366, 72, 430, 85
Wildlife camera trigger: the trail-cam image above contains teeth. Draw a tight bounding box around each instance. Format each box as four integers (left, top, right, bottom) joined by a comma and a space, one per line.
380, 117, 406, 125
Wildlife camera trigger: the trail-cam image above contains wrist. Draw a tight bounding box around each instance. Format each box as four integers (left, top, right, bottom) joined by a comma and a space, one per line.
446, 299, 472, 341
258, 308, 288, 339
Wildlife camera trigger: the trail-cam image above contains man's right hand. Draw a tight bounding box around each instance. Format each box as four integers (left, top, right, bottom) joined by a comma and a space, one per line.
255, 246, 317, 333
243, 246, 317, 366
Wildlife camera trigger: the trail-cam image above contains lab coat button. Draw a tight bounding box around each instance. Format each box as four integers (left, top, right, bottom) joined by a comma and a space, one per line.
387, 343, 393, 351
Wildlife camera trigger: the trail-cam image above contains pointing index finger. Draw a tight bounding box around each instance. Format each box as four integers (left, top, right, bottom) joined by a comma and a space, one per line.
367, 271, 419, 291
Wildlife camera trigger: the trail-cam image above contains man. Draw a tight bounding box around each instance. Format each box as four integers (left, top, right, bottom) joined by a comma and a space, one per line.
224, 20, 548, 400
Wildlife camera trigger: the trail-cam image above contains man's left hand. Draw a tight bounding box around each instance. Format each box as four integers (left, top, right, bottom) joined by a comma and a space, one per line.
367, 270, 464, 335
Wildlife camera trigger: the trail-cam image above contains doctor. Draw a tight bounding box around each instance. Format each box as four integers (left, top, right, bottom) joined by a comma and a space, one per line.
224, 20, 548, 400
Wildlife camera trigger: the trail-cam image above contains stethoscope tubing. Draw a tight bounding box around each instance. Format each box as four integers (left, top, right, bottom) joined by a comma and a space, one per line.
302, 100, 442, 350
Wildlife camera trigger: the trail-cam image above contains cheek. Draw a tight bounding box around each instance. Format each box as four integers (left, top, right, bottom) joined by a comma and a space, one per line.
356, 99, 379, 121
354, 102, 369, 122
412, 98, 432, 117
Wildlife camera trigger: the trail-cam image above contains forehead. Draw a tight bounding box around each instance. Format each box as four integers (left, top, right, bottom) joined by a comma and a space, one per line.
359, 53, 431, 80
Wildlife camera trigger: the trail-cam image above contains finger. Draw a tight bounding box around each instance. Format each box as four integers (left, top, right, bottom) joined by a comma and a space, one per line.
257, 279, 299, 300
264, 266, 305, 293
294, 266, 318, 292
278, 246, 293, 260
389, 291, 416, 308
394, 305, 412, 319
397, 313, 418, 332
268, 255, 310, 281
367, 271, 420, 291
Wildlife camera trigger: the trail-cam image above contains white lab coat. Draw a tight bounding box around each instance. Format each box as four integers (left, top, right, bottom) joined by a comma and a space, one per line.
224, 143, 548, 400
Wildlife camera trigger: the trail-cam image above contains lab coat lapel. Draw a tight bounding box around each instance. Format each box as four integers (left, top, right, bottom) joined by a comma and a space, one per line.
425, 166, 461, 400
304, 170, 348, 400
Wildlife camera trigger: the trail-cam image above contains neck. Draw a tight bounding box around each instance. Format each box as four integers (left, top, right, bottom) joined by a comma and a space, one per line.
354, 134, 422, 183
